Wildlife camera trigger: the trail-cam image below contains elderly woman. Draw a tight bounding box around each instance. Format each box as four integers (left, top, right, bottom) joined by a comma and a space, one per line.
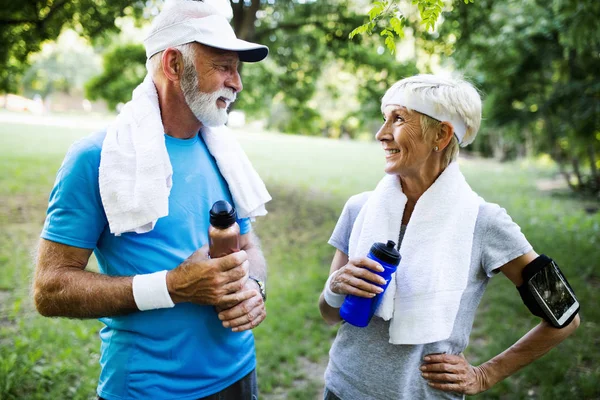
318, 74, 580, 399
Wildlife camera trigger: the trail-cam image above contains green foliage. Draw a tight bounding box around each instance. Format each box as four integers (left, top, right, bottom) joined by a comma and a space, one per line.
85, 44, 147, 110
413, 0, 444, 31
349, 0, 445, 53
438, 0, 600, 194
248, 0, 364, 135
0, 0, 145, 94
349, 1, 402, 53
21, 31, 101, 98
342, 44, 418, 134
233, 0, 416, 136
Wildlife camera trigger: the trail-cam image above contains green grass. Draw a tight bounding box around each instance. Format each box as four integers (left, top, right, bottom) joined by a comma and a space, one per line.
0, 119, 598, 399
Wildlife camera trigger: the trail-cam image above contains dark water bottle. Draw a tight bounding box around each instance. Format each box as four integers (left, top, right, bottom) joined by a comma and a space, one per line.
339, 240, 401, 327
208, 200, 240, 258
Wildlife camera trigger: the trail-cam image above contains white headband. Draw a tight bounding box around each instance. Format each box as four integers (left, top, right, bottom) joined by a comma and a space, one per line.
144, 14, 268, 62
382, 91, 467, 144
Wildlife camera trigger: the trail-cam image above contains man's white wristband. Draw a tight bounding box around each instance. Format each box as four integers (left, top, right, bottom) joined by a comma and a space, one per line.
132, 270, 175, 311
324, 273, 345, 308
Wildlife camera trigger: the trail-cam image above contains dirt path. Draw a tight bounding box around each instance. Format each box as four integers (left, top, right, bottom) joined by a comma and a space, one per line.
264, 356, 327, 400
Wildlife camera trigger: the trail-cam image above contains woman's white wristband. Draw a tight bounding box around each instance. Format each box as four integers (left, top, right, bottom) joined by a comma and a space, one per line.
324, 273, 345, 308
132, 270, 175, 311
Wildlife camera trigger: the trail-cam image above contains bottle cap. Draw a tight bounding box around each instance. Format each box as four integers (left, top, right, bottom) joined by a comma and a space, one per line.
370, 240, 401, 266
209, 200, 237, 229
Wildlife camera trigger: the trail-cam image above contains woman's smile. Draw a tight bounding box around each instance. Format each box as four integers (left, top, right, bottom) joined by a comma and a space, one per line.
384, 148, 400, 158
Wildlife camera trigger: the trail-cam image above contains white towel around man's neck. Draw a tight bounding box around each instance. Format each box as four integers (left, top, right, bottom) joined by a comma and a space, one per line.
348, 162, 482, 344
98, 75, 271, 236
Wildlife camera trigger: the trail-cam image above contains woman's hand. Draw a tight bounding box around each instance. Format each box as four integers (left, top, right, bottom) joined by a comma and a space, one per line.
420, 353, 489, 395
329, 257, 386, 298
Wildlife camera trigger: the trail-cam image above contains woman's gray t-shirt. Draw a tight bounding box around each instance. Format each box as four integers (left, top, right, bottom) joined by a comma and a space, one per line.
325, 192, 533, 400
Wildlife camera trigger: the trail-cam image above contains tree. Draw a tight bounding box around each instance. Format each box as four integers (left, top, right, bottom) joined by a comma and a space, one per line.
0, 0, 145, 93
437, 0, 600, 194
21, 30, 101, 98
349, 0, 445, 53
226, 0, 424, 135
85, 44, 147, 110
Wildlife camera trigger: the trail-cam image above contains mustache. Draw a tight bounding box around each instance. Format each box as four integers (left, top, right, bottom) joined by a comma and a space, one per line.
212, 88, 237, 105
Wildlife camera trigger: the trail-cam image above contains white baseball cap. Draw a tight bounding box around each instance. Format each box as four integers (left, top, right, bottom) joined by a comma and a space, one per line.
144, 14, 268, 62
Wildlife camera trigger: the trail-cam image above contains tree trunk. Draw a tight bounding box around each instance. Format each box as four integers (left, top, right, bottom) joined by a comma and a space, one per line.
571, 157, 584, 189
491, 131, 505, 160
231, 0, 244, 35
588, 145, 599, 191
228, 0, 260, 112
230, 0, 260, 41
525, 128, 534, 158
558, 162, 576, 191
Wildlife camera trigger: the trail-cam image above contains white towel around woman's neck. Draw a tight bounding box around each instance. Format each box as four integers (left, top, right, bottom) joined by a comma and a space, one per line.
348, 162, 482, 344
98, 75, 271, 236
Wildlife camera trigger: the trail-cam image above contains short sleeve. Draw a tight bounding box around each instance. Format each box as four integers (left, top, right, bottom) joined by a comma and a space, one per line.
480, 203, 533, 278
238, 217, 252, 235
328, 192, 371, 255
41, 137, 107, 249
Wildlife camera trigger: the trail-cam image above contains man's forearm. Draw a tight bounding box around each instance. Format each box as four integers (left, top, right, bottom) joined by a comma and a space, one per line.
478, 316, 580, 389
247, 247, 266, 281
243, 233, 267, 283
34, 239, 139, 319
34, 268, 137, 319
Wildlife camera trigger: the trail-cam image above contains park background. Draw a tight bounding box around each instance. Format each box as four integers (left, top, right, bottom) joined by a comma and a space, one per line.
0, 0, 598, 399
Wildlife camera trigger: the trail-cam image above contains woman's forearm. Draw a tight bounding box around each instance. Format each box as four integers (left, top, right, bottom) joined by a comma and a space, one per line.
478, 315, 580, 389
319, 293, 343, 325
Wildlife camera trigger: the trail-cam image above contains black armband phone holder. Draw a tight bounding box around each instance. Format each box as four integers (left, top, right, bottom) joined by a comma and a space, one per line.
517, 254, 580, 328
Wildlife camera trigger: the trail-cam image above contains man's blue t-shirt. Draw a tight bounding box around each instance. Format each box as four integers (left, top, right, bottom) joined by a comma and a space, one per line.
41, 131, 255, 400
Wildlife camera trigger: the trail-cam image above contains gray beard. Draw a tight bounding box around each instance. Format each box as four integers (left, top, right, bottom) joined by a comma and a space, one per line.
180, 71, 235, 127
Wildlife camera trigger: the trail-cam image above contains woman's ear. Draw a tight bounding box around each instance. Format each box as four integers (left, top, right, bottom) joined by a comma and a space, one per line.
436, 122, 455, 151
161, 48, 184, 82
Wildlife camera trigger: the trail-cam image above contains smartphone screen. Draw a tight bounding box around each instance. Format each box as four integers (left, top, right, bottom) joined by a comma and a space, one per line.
528, 262, 578, 325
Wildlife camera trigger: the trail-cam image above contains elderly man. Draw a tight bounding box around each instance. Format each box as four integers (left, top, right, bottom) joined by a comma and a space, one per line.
33, 1, 271, 399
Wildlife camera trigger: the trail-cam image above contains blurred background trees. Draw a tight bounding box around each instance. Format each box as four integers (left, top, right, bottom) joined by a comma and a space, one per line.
85, 43, 147, 110
438, 0, 600, 194
0, 0, 146, 93
1, 0, 598, 193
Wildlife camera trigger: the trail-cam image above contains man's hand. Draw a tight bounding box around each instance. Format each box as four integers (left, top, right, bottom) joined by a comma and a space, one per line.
216, 280, 266, 332
167, 245, 251, 308
420, 353, 489, 395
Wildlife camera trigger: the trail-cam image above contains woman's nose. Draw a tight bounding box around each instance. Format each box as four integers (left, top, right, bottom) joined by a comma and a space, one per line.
375, 123, 390, 141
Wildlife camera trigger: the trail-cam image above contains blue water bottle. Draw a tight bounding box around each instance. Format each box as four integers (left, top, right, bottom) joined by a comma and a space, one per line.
339, 240, 401, 327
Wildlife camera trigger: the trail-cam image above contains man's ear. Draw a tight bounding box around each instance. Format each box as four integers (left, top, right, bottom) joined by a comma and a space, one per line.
436, 122, 455, 151
161, 48, 184, 82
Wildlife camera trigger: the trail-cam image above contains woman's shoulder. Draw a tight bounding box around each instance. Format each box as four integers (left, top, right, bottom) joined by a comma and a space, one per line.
344, 191, 372, 214
476, 201, 529, 244
476, 201, 532, 276
476, 201, 517, 228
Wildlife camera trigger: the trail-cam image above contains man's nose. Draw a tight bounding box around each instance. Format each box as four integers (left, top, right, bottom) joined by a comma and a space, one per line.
227, 69, 243, 93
